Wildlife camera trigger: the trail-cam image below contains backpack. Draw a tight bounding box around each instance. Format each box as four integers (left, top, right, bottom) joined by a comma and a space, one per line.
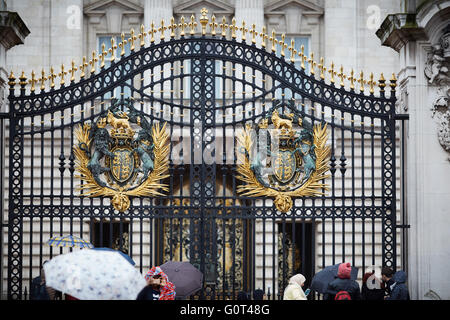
335, 290, 352, 300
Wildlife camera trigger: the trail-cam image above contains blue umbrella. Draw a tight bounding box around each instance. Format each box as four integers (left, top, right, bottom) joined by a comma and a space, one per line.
91, 247, 136, 266
310, 264, 359, 294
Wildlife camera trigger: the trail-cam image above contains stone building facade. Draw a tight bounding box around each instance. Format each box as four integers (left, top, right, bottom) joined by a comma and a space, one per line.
1, 0, 448, 300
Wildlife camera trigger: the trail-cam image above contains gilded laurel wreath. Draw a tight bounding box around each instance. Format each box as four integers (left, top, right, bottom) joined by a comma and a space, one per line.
73, 121, 170, 212
236, 122, 331, 213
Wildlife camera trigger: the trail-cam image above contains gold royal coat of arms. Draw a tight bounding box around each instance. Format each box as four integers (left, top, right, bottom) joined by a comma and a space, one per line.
236, 101, 331, 213
73, 98, 170, 212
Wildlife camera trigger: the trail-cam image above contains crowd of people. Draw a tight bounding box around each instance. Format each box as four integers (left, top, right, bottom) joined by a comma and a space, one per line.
30, 261, 409, 301
282, 263, 410, 301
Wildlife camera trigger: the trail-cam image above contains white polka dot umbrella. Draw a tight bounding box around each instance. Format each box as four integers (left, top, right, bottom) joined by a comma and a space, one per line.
43, 249, 146, 300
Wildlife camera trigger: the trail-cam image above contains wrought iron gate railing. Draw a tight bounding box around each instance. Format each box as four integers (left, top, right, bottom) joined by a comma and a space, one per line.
4, 9, 404, 300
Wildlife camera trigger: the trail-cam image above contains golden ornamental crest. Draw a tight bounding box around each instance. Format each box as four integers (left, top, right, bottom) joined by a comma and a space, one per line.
236, 101, 331, 213
73, 98, 170, 212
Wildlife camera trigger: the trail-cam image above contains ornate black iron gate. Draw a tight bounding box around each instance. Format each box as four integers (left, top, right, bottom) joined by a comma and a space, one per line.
5, 9, 401, 300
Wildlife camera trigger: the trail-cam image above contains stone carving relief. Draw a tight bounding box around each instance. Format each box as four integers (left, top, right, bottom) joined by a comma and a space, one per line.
425, 39, 450, 160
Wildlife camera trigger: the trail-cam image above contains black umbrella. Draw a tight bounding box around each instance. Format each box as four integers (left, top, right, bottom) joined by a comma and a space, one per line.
310, 264, 359, 294
160, 261, 203, 298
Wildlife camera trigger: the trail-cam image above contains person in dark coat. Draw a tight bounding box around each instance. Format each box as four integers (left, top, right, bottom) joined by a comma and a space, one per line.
136, 276, 164, 300
30, 261, 57, 300
385, 270, 410, 300
361, 272, 385, 300
381, 267, 395, 297
325, 262, 361, 300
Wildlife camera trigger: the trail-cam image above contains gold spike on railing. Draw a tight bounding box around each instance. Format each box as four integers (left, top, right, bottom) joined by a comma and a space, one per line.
8, 71, 16, 87
109, 37, 117, 62
18, 71, 27, 88
358, 71, 365, 92
210, 15, 218, 36
99, 44, 108, 68
328, 62, 335, 84
199, 8, 208, 36
169, 17, 177, 38
189, 15, 197, 35
379, 73, 386, 92
179, 16, 187, 37
348, 69, 356, 90
368, 72, 375, 94
80, 56, 88, 78
59, 64, 67, 86
219, 16, 228, 37
250, 24, 257, 44
288, 39, 296, 63
318, 57, 326, 80
230, 18, 238, 39
28, 70, 37, 92
279, 34, 287, 57
89, 51, 98, 74
299, 45, 307, 70
139, 24, 147, 46
48, 67, 57, 88
39, 69, 46, 90
129, 28, 137, 50
240, 21, 248, 42
308, 52, 316, 76
260, 26, 268, 48
390, 73, 397, 91
69, 60, 78, 82
337, 65, 346, 87
119, 33, 127, 56
269, 30, 277, 52
159, 19, 167, 41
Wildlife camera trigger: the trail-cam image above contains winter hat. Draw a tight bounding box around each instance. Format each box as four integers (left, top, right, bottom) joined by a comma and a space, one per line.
337, 262, 352, 279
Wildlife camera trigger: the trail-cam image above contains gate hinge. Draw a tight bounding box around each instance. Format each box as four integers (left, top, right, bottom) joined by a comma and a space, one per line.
395, 224, 410, 229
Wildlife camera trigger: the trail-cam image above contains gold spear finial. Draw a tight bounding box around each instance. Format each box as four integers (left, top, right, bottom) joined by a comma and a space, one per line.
328, 61, 336, 84
379, 73, 386, 92
390, 72, 397, 90
337, 65, 346, 87
260, 26, 268, 48
279, 34, 287, 57
48, 67, 57, 88
318, 57, 326, 80
269, 29, 277, 52
149, 21, 157, 43
19, 71, 27, 87
59, 63, 67, 86
109, 37, 117, 62
249, 23, 257, 44
288, 39, 297, 63
159, 19, 167, 41
240, 21, 248, 42
179, 16, 187, 37
348, 69, 356, 90
169, 17, 177, 38
308, 52, 317, 76
99, 43, 108, 68
39, 69, 46, 90
199, 8, 209, 35
230, 18, 238, 39
69, 60, 78, 82
8, 71, 16, 87
89, 50, 98, 74
210, 15, 218, 36
299, 45, 307, 70
358, 71, 365, 92
79, 56, 88, 78
129, 28, 137, 50
118, 33, 127, 56
139, 24, 147, 46
219, 16, 228, 37
368, 72, 376, 94
189, 14, 197, 35
29, 70, 37, 92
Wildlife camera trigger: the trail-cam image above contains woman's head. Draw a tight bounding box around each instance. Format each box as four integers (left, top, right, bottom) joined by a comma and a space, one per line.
338, 262, 352, 279
289, 274, 306, 287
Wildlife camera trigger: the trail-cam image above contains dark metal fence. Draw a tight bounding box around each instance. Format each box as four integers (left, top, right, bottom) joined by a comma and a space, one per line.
4, 11, 405, 300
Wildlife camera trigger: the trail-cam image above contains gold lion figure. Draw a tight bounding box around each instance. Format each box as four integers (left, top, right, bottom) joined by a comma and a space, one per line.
107, 110, 132, 133
271, 110, 294, 131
